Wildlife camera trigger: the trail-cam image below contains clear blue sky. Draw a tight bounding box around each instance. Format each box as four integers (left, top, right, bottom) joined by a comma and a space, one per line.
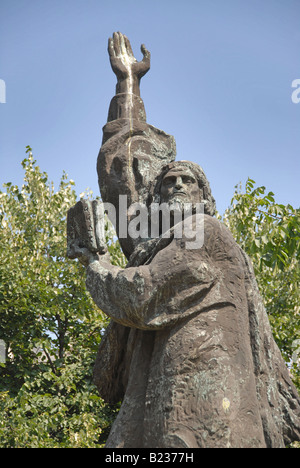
0, 0, 299, 215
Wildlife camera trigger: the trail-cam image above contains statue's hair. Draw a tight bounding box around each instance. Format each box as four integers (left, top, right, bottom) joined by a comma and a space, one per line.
150, 160, 216, 216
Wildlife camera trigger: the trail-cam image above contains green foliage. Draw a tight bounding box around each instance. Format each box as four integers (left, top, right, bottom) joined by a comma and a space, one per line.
0, 148, 122, 447
221, 178, 300, 390
0, 353, 118, 448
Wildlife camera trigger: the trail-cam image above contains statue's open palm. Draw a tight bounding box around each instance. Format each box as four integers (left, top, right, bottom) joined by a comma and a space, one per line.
108, 32, 150, 81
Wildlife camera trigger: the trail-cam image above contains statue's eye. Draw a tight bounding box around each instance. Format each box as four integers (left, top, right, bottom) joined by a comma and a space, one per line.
182, 176, 195, 184
163, 176, 176, 186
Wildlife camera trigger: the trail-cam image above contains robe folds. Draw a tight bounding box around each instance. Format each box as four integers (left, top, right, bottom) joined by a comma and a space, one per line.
89, 215, 300, 448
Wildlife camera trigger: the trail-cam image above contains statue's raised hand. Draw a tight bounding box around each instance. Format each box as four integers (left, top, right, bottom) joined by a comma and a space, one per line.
108, 32, 150, 95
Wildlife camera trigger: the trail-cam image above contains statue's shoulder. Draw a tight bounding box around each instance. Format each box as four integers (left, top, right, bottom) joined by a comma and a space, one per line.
200, 214, 242, 256
201, 214, 227, 237
203, 214, 233, 237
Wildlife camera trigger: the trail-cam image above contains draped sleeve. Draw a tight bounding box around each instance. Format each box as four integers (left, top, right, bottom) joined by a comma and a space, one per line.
97, 92, 176, 259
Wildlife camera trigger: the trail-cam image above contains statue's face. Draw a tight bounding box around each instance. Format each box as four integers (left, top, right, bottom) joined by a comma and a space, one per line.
160, 167, 202, 205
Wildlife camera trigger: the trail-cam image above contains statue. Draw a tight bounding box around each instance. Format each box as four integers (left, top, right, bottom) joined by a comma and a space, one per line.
67, 32, 300, 448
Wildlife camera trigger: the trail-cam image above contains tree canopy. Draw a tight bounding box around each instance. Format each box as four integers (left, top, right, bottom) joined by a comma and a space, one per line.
0, 148, 123, 447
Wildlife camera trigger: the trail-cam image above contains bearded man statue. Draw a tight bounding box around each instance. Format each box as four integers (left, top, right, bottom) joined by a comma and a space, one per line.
68, 32, 300, 448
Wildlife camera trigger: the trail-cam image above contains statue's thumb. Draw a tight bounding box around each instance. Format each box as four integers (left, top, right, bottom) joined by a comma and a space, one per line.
141, 44, 150, 60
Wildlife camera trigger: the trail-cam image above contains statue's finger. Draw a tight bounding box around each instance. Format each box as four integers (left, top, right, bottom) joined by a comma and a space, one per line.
124, 34, 134, 58
108, 37, 115, 57
119, 32, 127, 55
113, 31, 120, 56
108, 37, 116, 59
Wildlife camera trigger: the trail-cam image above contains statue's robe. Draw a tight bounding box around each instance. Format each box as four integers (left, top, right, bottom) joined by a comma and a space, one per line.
89, 215, 300, 448
92, 92, 300, 448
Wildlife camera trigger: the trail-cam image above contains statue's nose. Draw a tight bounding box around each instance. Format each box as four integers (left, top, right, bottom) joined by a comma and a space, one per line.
175, 177, 183, 189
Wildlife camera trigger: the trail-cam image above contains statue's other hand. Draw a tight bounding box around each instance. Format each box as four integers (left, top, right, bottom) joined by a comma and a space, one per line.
108, 31, 150, 81
67, 239, 98, 267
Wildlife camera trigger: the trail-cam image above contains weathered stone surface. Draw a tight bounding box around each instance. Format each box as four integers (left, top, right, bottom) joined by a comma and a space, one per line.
90, 216, 300, 448
67, 199, 107, 258
67, 32, 300, 448
97, 115, 176, 259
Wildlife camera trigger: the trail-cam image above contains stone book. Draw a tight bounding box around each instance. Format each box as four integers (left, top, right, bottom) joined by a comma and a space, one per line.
67, 199, 107, 258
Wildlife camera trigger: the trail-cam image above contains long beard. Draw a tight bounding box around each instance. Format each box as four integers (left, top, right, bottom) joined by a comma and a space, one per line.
166, 199, 197, 218
150, 199, 197, 237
